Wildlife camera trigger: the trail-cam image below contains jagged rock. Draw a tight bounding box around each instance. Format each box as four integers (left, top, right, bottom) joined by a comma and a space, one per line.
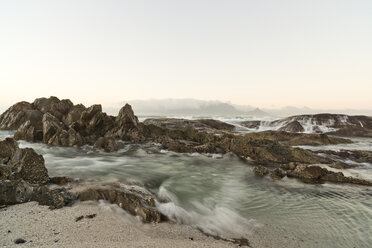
79, 105, 114, 138
76, 183, 163, 223
0, 138, 19, 160
253, 165, 269, 176
59, 128, 84, 146
42, 113, 64, 144
287, 165, 326, 181
270, 168, 287, 180
7, 148, 49, 185
116, 104, 139, 128
64, 104, 86, 126
0, 102, 42, 130
279, 121, 304, 133
93, 137, 118, 152
14, 120, 43, 142
0, 179, 34, 205
33, 96, 73, 121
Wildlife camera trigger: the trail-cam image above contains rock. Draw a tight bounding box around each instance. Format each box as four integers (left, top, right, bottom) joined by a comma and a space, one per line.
14, 238, 27, 244
287, 165, 327, 181
7, 148, 49, 185
59, 128, 84, 146
144, 118, 234, 132
116, 104, 139, 128
279, 121, 304, 133
270, 168, 287, 180
93, 137, 118, 152
42, 113, 64, 144
253, 165, 269, 176
64, 104, 86, 126
0, 102, 42, 130
76, 183, 163, 223
0, 180, 34, 205
49, 176, 73, 185
32, 186, 74, 209
0, 138, 19, 160
280, 162, 297, 170
79, 105, 114, 137
14, 120, 43, 142
33, 96, 73, 121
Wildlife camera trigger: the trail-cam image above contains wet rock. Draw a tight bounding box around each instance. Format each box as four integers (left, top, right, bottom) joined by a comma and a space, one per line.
33, 187, 74, 209
253, 165, 269, 176
280, 162, 297, 170
279, 121, 304, 133
270, 168, 287, 180
93, 137, 118, 152
287, 165, 327, 181
76, 183, 163, 223
49, 176, 73, 185
144, 118, 234, 132
7, 148, 49, 185
238, 120, 261, 129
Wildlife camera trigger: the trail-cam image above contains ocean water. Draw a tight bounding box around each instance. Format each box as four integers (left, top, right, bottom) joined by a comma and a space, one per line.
1, 129, 371, 247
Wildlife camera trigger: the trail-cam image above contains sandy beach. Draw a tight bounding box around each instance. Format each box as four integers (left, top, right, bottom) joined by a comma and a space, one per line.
1, 201, 238, 248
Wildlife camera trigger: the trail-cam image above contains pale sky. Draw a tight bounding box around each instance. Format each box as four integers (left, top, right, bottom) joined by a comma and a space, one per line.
1, 0, 371, 111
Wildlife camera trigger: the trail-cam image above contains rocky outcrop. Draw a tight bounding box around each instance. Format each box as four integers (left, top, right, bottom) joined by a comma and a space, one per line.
279, 121, 304, 133
75, 183, 164, 223
243, 131, 352, 146
285, 164, 372, 186
144, 118, 234, 133
313, 149, 372, 164
0, 138, 18, 162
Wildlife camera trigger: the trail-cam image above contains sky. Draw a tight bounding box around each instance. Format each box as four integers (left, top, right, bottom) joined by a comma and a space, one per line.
1, 0, 371, 112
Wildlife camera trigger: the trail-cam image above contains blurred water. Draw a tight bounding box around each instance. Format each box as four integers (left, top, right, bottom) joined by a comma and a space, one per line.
2, 134, 367, 247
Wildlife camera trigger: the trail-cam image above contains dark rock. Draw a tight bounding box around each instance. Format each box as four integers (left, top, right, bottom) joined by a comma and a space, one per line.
7, 148, 49, 185
14, 238, 26, 244
116, 104, 139, 128
64, 104, 86, 126
93, 137, 118, 152
287, 165, 327, 181
279, 121, 304, 133
76, 216, 84, 222
0, 102, 37, 130
253, 165, 269, 176
85, 214, 96, 219
42, 113, 64, 145
76, 183, 163, 223
33, 96, 73, 121
270, 168, 287, 180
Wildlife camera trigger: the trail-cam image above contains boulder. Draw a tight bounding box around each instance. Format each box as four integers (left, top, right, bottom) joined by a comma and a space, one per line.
93, 137, 118, 152
76, 183, 163, 223
253, 165, 269, 176
80, 105, 114, 137
0, 179, 34, 205
33, 96, 73, 121
279, 121, 304, 133
32, 186, 74, 209
116, 104, 139, 128
7, 148, 49, 185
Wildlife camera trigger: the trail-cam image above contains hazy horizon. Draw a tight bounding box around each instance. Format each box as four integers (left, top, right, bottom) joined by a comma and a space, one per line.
1, 1, 371, 111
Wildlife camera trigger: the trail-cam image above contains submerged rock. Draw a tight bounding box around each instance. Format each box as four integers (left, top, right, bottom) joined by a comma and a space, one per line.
93, 137, 118, 152
75, 183, 164, 223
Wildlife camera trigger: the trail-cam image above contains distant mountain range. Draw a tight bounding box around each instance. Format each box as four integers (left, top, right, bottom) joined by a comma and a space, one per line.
98, 99, 372, 117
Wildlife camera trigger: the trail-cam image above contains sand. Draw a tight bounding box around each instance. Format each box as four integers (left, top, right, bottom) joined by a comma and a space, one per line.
0, 201, 236, 248
0, 201, 302, 248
